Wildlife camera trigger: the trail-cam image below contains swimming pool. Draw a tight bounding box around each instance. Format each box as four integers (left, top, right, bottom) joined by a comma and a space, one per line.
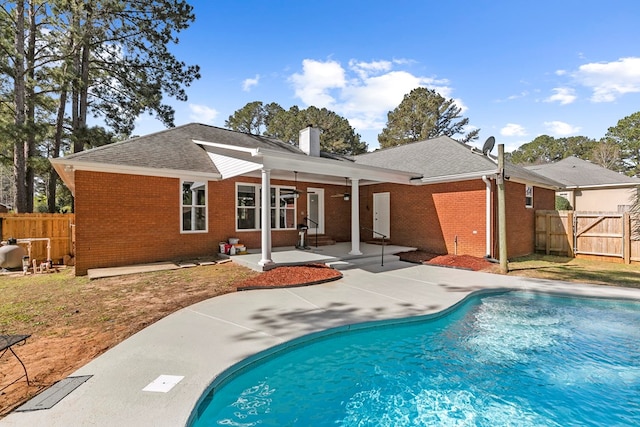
189, 291, 640, 426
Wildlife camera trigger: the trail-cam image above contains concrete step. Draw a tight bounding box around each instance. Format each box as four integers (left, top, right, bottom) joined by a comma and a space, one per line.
327, 254, 401, 270
305, 234, 336, 246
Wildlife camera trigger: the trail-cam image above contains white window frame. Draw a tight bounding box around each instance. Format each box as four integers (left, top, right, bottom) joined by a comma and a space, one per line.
181, 180, 208, 233
236, 182, 297, 231
525, 185, 534, 208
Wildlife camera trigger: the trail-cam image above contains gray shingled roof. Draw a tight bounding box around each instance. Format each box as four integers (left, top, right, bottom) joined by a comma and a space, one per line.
355, 136, 561, 188
61, 123, 306, 174
525, 156, 640, 187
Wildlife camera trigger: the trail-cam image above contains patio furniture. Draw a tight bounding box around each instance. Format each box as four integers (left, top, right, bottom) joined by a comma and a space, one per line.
1, 334, 31, 391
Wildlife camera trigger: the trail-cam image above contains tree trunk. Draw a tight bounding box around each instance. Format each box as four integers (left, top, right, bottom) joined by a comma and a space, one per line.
49, 87, 68, 213
13, 0, 28, 213
25, 0, 37, 212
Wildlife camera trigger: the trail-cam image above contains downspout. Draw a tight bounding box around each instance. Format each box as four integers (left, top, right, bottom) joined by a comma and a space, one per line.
482, 175, 492, 258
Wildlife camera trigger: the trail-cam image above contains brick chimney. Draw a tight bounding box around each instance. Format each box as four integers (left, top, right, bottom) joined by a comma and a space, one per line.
299, 126, 320, 156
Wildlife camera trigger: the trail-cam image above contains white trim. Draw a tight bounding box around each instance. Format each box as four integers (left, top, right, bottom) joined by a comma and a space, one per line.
561, 182, 640, 190
525, 185, 534, 209
180, 180, 208, 234
306, 188, 325, 235
235, 182, 297, 232
482, 175, 492, 257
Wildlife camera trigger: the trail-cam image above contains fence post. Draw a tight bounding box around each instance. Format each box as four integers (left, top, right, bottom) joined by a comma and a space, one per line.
545, 213, 551, 255
624, 211, 631, 264
567, 211, 574, 257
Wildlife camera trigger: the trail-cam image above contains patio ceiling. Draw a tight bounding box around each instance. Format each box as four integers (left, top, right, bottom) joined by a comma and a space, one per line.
195, 140, 423, 186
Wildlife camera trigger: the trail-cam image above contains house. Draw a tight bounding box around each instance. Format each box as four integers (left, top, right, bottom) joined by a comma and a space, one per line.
525, 157, 640, 212
51, 124, 559, 275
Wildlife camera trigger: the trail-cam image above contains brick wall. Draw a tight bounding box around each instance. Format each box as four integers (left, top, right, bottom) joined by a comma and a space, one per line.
501, 181, 555, 258
74, 171, 352, 275
361, 180, 489, 257
74, 171, 555, 274
361, 179, 556, 259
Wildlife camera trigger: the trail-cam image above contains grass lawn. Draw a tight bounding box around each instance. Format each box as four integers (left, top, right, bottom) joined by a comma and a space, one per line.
507, 254, 640, 288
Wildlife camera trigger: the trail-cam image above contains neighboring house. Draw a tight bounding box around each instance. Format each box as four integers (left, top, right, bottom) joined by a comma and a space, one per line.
525, 157, 640, 212
51, 124, 559, 275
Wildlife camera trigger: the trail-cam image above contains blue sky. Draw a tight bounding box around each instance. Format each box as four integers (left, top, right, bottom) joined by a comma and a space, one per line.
133, 0, 640, 153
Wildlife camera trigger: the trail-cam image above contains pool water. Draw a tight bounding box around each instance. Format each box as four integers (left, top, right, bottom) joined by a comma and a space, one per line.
190, 292, 640, 426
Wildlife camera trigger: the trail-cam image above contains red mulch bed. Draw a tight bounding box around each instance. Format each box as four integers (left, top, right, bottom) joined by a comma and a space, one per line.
397, 250, 494, 271
236, 263, 342, 290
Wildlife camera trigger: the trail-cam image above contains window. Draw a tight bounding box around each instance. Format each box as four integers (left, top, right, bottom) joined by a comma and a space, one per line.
182, 181, 207, 232
237, 183, 296, 230
525, 185, 533, 208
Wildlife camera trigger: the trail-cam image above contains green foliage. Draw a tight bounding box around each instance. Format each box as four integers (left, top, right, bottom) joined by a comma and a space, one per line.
0, 0, 200, 212
603, 111, 640, 177
555, 196, 573, 210
507, 135, 597, 165
225, 101, 283, 134
227, 102, 368, 155
377, 87, 480, 148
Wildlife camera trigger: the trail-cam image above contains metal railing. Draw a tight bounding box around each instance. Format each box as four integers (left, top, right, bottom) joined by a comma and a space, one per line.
303, 217, 319, 248
361, 226, 387, 266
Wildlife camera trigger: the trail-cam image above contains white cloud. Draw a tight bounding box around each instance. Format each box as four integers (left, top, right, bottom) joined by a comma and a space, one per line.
242, 75, 260, 91
545, 87, 577, 105
573, 57, 640, 102
348, 59, 393, 79
543, 120, 581, 136
289, 59, 346, 108
188, 104, 218, 124
500, 123, 527, 137
289, 59, 455, 133
555, 69, 567, 76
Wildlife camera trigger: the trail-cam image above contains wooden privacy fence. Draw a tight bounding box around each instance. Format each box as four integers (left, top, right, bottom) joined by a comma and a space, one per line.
535, 210, 640, 264
0, 213, 75, 264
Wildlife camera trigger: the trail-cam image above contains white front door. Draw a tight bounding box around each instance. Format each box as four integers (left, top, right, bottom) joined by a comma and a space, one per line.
306, 188, 324, 234
373, 192, 390, 239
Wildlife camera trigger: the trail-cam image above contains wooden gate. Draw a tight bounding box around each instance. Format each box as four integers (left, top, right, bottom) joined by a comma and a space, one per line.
535, 210, 638, 264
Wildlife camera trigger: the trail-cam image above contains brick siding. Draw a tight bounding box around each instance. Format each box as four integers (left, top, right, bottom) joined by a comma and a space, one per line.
74, 172, 554, 274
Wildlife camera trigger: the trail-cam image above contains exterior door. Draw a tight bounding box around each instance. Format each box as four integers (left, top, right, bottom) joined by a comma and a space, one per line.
306, 188, 324, 235
373, 192, 390, 239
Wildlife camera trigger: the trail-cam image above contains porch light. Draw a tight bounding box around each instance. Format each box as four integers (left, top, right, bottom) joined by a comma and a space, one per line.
343, 193, 350, 201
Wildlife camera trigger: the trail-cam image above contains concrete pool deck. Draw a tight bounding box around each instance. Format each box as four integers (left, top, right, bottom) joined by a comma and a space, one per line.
3, 263, 640, 426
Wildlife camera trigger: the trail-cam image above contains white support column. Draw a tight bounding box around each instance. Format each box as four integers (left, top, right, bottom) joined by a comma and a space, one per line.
349, 178, 362, 255
258, 168, 274, 267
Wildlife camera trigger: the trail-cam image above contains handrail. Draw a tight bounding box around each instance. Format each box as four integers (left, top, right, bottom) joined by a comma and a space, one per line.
303, 217, 319, 248
360, 226, 386, 266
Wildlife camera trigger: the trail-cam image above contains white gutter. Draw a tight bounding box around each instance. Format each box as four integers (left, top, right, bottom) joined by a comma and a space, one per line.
561, 182, 640, 190
482, 175, 492, 257
417, 170, 498, 185
50, 158, 222, 196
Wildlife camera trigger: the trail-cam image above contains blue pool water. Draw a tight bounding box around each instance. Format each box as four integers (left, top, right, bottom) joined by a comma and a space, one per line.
190, 292, 640, 426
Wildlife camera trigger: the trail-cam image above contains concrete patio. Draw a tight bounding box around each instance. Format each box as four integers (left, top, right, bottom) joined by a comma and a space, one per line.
229, 241, 418, 272
3, 261, 640, 426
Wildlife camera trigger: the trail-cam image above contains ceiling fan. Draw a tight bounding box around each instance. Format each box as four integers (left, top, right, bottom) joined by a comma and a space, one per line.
280, 171, 314, 199
331, 177, 351, 201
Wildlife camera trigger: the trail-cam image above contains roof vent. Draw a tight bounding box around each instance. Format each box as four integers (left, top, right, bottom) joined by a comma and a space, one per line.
299, 126, 320, 156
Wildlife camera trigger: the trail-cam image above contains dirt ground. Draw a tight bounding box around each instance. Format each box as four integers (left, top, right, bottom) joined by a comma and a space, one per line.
0, 261, 257, 416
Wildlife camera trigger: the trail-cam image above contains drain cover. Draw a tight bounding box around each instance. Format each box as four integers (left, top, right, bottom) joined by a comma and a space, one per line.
15, 375, 92, 412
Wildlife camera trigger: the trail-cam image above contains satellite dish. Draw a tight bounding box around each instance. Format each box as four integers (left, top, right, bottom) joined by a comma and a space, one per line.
482, 136, 495, 156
